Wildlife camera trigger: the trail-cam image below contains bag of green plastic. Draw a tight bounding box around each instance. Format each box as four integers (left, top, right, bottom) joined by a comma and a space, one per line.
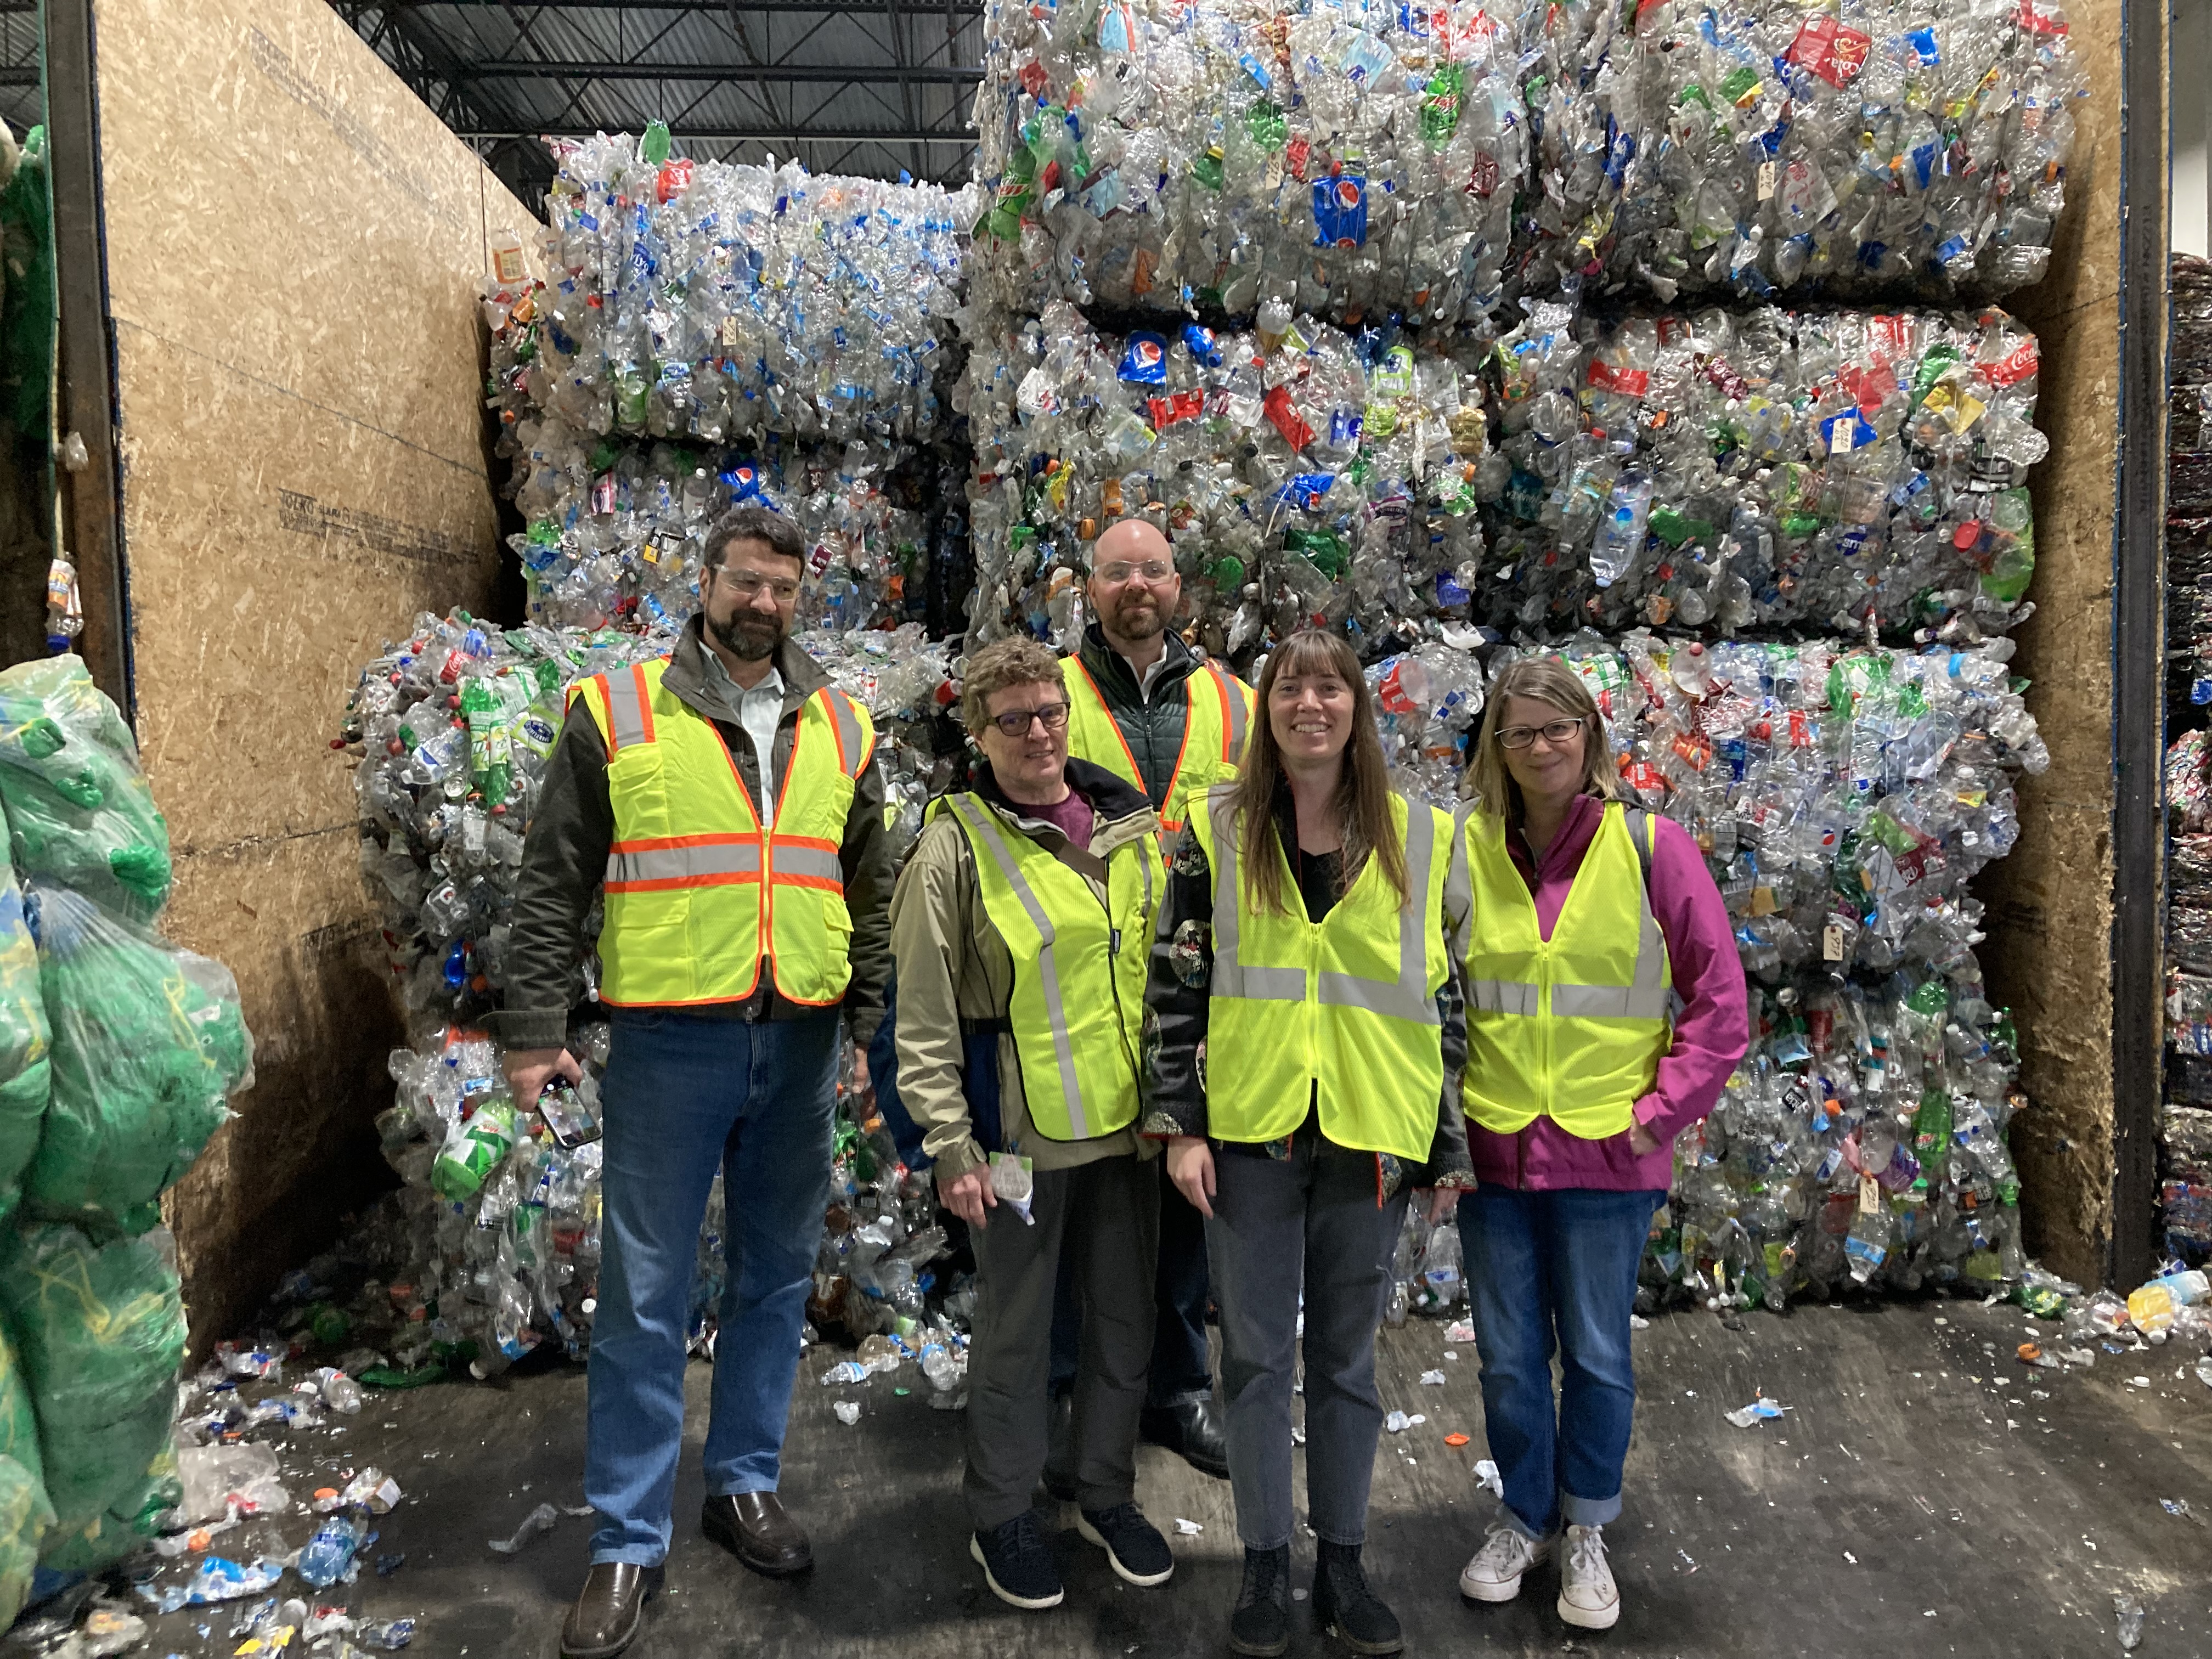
0, 837, 49, 1222
24, 887, 251, 1234
0, 1318, 53, 1623
36, 1441, 177, 1573
0, 1221, 183, 1542
0, 657, 170, 922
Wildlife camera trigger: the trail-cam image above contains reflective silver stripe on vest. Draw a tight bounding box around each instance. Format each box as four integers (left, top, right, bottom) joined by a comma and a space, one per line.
948, 795, 1092, 1140
602, 666, 652, 751
606, 840, 760, 886
770, 843, 845, 885
1480, 810, 1669, 1022
1445, 802, 1477, 964
1315, 800, 1441, 1024
1469, 978, 1541, 1016
822, 690, 868, 779
1206, 792, 1306, 1002
1205, 662, 1248, 763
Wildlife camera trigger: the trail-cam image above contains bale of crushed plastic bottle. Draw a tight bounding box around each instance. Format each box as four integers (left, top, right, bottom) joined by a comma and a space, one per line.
0, 1221, 184, 1547
0, 838, 49, 1224
0, 657, 170, 923
0, 1317, 53, 1623
23, 888, 251, 1235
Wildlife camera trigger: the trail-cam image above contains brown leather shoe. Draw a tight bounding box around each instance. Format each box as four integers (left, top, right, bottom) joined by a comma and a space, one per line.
559, 1562, 662, 1659
702, 1491, 814, 1577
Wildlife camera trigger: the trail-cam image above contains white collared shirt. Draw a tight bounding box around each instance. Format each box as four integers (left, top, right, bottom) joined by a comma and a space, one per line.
699, 652, 786, 826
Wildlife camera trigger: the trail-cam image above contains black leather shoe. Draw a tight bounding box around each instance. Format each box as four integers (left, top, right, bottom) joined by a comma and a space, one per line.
1139, 1396, 1231, 1480
559, 1562, 663, 1659
702, 1492, 815, 1577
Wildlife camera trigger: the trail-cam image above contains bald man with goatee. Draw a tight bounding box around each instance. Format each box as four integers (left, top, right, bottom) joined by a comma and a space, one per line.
1044, 517, 1256, 1486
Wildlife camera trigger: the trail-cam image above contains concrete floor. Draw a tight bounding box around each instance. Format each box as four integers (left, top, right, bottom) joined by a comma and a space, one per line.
136, 1297, 2212, 1658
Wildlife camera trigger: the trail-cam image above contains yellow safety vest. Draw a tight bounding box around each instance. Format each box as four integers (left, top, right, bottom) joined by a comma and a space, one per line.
1064, 654, 1255, 833
1458, 802, 1673, 1139
929, 792, 1160, 1142
1189, 788, 1453, 1161
572, 656, 876, 1009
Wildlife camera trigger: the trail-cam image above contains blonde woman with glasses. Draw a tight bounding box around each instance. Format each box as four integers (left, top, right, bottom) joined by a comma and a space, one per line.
1449, 655, 1746, 1633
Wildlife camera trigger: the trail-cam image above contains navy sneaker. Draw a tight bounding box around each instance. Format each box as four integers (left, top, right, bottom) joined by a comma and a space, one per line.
1076, 1503, 1175, 1586
970, 1509, 1064, 1610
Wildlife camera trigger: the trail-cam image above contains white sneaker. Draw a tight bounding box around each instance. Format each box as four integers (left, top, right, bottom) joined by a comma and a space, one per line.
1458, 1522, 1549, 1603
1556, 1523, 1620, 1630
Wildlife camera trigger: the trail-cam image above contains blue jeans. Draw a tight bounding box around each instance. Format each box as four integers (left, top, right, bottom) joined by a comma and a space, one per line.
586, 1009, 839, 1565
1458, 1185, 1663, 1541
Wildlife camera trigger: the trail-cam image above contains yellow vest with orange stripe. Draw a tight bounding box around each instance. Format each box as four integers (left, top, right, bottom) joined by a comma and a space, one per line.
1063, 653, 1255, 834
571, 656, 876, 1009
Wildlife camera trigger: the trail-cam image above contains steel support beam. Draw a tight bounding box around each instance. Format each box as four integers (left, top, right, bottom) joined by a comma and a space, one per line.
386, 0, 982, 12
455, 60, 979, 82
452, 124, 973, 142
42, 0, 130, 716
2109, 0, 2169, 1288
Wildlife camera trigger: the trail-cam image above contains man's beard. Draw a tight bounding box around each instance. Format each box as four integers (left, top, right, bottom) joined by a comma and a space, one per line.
709, 609, 784, 662
1103, 593, 1166, 641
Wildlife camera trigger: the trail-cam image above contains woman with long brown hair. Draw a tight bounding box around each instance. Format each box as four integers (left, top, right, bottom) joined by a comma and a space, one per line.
1143, 628, 1472, 1658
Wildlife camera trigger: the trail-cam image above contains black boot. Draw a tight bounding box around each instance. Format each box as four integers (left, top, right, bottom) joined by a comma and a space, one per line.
1313, 1539, 1402, 1656
1228, 1544, 1291, 1658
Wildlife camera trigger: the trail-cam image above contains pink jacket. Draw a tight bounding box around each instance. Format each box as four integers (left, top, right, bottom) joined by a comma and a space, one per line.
1467, 794, 1750, 1193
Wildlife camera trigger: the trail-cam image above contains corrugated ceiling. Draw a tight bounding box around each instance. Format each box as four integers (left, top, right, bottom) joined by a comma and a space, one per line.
329, 0, 984, 205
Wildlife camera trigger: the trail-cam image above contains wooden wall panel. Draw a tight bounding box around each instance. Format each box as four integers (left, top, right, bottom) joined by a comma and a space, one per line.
89, 0, 538, 1344
1981, 0, 2125, 1288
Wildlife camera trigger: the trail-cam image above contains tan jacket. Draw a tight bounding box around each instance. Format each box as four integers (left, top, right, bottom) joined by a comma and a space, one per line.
889, 758, 1163, 1189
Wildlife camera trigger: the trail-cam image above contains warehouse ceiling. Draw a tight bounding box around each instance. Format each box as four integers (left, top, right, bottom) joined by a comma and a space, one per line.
329, 0, 982, 207
0, 2, 41, 148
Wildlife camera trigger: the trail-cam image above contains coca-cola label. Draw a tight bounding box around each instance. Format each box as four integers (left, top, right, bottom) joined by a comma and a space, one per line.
1985, 339, 2040, 387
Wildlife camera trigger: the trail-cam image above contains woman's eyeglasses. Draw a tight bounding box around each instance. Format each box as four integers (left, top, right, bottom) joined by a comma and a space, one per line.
1497, 718, 1586, 751
986, 703, 1070, 737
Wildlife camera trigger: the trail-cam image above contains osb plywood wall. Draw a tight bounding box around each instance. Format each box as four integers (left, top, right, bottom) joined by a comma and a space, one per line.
92, 0, 537, 1344
1980, 0, 2126, 1288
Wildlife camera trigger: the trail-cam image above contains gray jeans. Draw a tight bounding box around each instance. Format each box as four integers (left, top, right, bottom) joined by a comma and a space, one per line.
964, 1153, 1160, 1530
1209, 1139, 1409, 1551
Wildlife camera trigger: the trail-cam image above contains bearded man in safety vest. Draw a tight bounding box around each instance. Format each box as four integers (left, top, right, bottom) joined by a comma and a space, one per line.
496, 504, 893, 1659
1054, 516, 1254, 1483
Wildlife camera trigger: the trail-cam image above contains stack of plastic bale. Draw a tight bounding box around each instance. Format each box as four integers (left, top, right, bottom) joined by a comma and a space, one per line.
482, 127, 979, 636
0, 657, 252, 1587
2165, 255, 2212, 1263
961, 0, 1528, 669
961, 300, 1506, 663
1471, 633, 2044, 1305
339, 611, 958, 1375
1506, 0, 2084, 306
969, 0, 1525, 323
1477, 304, 2046, 642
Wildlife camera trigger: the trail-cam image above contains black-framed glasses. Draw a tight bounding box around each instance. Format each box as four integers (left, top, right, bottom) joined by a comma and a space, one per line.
987, 702, 1070, 737
1497, 717, 1585, 751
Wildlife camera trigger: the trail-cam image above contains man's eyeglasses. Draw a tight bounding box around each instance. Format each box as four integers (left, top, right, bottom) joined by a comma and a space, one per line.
986, 703, 1070, 737
1094, 560, 1175, 586
1497, 718, 1587, 751
715, 568, 801, 604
